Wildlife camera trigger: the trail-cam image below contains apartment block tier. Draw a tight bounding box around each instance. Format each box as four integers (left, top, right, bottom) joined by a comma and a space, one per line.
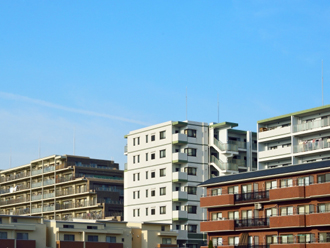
0, 155, 123, 221
199, 160, 330, 247
258, 104, 330, 169
0, 214, 178, 248
124, 120, 257, 248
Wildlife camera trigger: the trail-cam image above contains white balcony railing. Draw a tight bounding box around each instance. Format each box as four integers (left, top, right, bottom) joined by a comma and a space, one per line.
259, 126, 291, 140
293, 117, 330, 133
31, 182, 42, 188
172, 172, 188, 182
259, 146, 291, 159
294, 140, 330, 153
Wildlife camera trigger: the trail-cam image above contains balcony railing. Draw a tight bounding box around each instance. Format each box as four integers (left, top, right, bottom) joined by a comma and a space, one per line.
124, 145, 127, 153
235, 218, 269, 228
0, 197, 29, 205
43, 179, 55, 186
56, 175, 75, 183
75, 211, 103, 220
234, 191, 269, 202
293, 139, 330, 153
214, 138, 238, 152
31, 194, 42, 201
43, 205, 55, 212
43, 166, 55, 173
43, 192, 55, 199
56, 201, 99, 210
31, 207, 42, 213
56, 186, 89, 197
0, 171, 30, 183
31, 182, 42, 188
210, 156, 238, 171
293, 117, 330, 132
31, 168, 43, 176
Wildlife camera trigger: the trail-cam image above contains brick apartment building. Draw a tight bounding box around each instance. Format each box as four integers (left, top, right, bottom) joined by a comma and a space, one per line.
199, 160, 330, 247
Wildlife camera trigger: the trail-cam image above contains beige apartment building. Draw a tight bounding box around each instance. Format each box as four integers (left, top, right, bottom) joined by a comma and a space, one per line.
0, 214, 178, 248
0, 155, 123, 221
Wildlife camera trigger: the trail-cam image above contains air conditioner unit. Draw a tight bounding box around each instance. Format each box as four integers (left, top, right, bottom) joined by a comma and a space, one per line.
254, 203, 262, 209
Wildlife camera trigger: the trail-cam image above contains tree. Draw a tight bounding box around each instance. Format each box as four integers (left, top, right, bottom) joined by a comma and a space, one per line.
208, 239, 213, 248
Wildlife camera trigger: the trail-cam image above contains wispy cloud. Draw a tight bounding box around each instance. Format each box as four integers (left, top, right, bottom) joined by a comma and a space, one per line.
0, 91, 149, 126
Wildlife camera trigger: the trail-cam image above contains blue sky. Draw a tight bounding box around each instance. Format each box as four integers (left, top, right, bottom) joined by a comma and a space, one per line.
1, 0, 329, 169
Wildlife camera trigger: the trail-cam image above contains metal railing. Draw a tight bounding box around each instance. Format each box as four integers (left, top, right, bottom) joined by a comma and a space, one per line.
56, 200, 99, 210
0, 197, 29, 205
234, 191, 269, 202
0, 171, 30, 183
213, 138, 238, 152
43, 179, 55, 186
31, 168, 43, 176
56, 175, 75, 183
235, 218, 269, 228
294, 139, 330, 153
43, 192, 55, 199
293, 117, 330, 132
31, 194, 42, 201
43, 166, 55, 173
43, 205, 55, 212
31, 181, 42, 188
210, 155, 238, 171
31, 207, 42, 213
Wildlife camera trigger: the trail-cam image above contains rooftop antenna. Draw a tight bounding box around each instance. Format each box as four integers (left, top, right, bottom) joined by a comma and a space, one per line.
217, 93, 219, 123
322, 60, 324, 106
9, 147, 12, 168
38, 140, 40, 158
73, 126, 76, 155
185, 87, 188, 120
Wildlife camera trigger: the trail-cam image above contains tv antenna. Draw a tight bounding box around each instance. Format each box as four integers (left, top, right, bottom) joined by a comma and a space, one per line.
322, 60, 324, 106
185, 87, 188, 120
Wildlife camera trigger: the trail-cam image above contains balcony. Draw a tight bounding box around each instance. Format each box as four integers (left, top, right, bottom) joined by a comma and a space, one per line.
0, 239, 14, 248
31, 169, 43, 176
31, 207, 42, 213
259, 126, 291, 140
306, 182, 330, 197
31, 182, 42, 188
259, 146, 291, 160
56, 201, 99, 210
269, 186, 305, 201
293, 118, 330, 133
31, 194, 42, 201
200, 219, 235, 232
157, 245, 178, 248
0, 197, 29, 206
213, 138, 238, 152
43, 205, 55, 212
172, 172, 187, 182
172, 152, 188, 164
86, 242, 123, 248
43, 166, 55, 173
43, 192, 55, 199
43, 179, 55, 186
210, 156, 238, 171
16, 240, 36, 248
306, 211, 330, 226
235, 218, 269, 229
270, 244, 306, 248
172, 210, 188, 221
200, 194, 234, 208
234, 191, 269, 203
0, 171, 30, 183
269, 214, 305, 228
56, 241, 84, 248
172, 191, 188, 201
172, 133, 188, 145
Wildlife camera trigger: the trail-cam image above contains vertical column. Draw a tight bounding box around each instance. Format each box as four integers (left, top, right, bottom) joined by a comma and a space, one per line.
246, 131, 252, 172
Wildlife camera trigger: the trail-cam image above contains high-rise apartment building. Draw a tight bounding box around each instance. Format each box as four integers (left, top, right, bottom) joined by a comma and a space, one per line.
0, 155, 123, 221
124, 120, 257, 248
258, 105, 330, 169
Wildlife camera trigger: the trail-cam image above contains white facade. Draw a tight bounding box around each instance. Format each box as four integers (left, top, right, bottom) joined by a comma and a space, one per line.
257, 105, 330, 169
124, 120, 257, 248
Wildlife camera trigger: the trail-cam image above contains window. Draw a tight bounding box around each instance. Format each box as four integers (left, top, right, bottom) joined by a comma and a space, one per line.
318, 173, 330, 183
160, 131, 166, 139
186, 224, 197, 233
133, 138, 136, 146
298, 204, 314, 214
212, 212, 222, 220
185, 186, 197, 195
228, 211, 239, 220
185, 167, 197, 176
146, 171, 148, 179
211, 188, 222, 196
137, 173, 140, 181
63, 225, 74, 228
298, 176, 314, 186
151, 153, 155, 160
160, 168, 166, 177
0, 232, 7, 239
136, 208, 140, 216
280, 235, 293, 244
146, 208, 148, 216
161, 225, 165, 231
266, 180, 277, 190
185, 129, 197, 138
151, 208, 155, 215
318, 203, 330, 213
151, 135, 155, 141
162, 238, 171, 244
185, 148, 197, 156
228, 186, 238, 194
137, 155, 140, 163
146, 135, 148, 143
87, 226, 98, 229
186, 205, 197, 214
151, 171, 155, 178
133, 174, 135, 181
106, 236, 116, 243
280, 178, 293, 188
160, 206, 166, 214
88, 235, 98, 242
133, 156, 136, 164
133, 191, 140, 199
146, 189, 148, 197
160, 149, 166, 158
137, 137, 140, 145
133, 209, 135, 217
319, 232, 330, 243
64, 234, 75, 241
17, 233, 28, 240
160, 187, 166, 195
146, 153, 148, 161
280, 206, 293, 216
151, 189, 155, 196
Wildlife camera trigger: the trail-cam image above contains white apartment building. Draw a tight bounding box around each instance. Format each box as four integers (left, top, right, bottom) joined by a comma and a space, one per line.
257, 105, 330, 169
124, 120, 257, 248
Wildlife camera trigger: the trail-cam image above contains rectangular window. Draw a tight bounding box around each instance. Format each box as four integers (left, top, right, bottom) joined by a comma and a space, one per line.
160, 187, 166, 195
87, 226, 97, 229
146, 171, 148, 179
318, 203, 330, 213
162, 238, 171, 244
318, 173, 330, 183
160, 206, 166, 214
212, 212, 222, 220
185, 186, 197, 195
133, 209, 135, 217
160, 131, 166, 139
185, 148, 197, 156
133, 156, 135, 164
133, 138, 135, 146
228, 186, 239, 194
106, 236, 116, 243
146, 208, 148, 216
211, 188, 222, 196
151, 189, 155, 196
185, 167, 197, 175
133, 174, 135, 181
319, 232, 330, 243
151, 135, 155, 141
151, 208, 155, 215
151, 153, 155, 160
146, 189, 148, 197
137, 191, 140, 199
160, 168, 166, 177
146, 153, 148, 161
266, 180, 277, 190
17, 233, 28, 240
146, 135, 148, 143
160, 149, 166, 158
280, 178, 293, 188
184, 129, 197, 137
137, 155, 140, 163
0, 232, 7, 239
185, 205, 197, 214
64, 234, 75, 241
136, 208, 140, 217
137, 137, 140, 145
186, 224, 197, 233
88, 235, 98, 242
63, 225, 74, 228
151, 171, 155, 178
137, 173, 140, 181
298, 176, 314, 186
133, 191, 136, 199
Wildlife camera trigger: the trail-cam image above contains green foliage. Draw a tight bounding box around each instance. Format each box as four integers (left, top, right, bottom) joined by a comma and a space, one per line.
208, 239, 213, 248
